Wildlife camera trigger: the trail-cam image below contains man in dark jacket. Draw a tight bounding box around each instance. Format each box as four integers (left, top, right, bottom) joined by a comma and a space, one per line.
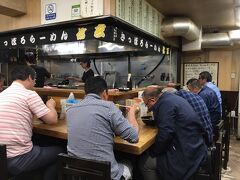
139, 85, 207, 180
163, 87, 213, 146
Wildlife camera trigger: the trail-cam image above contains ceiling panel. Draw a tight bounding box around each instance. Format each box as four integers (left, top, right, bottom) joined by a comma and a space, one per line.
147, 0, 237, 30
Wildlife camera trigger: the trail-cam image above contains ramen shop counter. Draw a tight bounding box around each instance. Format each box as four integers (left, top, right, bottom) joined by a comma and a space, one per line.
33, 119, 157, 155
34, 87, 145, 102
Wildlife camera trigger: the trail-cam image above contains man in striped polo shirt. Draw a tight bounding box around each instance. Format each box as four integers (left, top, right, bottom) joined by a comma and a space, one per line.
0, 65, 64, 180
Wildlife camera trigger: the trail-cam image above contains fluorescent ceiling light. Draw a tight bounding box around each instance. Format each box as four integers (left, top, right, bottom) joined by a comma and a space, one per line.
42, 42, 86, 54
229, 29, 240, 42
98, 42, 124, 51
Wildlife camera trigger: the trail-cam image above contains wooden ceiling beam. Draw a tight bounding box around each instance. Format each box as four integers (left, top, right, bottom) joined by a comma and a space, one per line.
0, 0, 27, 17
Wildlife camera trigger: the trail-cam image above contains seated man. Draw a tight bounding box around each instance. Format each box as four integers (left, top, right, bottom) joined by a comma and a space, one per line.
0, 73, 5, 92
139, 86, 207, 180
198, 71, 222, 114
67, 76, 139, 180
187, 78, 221, 128
177, 89, 213, 146
163, 87, 213, 146
0, 65, 64, 180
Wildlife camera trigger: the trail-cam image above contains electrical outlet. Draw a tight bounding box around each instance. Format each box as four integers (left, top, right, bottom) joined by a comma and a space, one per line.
231, 110, 236, 117
231, 73, 236, 79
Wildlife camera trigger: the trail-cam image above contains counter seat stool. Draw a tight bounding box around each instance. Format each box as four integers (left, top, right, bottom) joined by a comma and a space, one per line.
214, 119, 229, 171
214, 120, 224, 142
214, 131, 223, 180
0, 144, 8, 180
0, 144, 44, 180
0, 144, 18, 180
193, 130, 223, 180
222, 118, 230, 169
57, 153, 111, 180
192, 146, 216, 180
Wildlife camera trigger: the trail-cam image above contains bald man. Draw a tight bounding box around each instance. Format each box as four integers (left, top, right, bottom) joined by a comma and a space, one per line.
162, 87, 213, 146
139, 86, 207, 180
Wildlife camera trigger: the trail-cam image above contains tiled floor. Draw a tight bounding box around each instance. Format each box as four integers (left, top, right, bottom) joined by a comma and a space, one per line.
222, 136, 240, 180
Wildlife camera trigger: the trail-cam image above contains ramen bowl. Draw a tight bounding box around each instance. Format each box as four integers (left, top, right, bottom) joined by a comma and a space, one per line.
141, 116, 156, 126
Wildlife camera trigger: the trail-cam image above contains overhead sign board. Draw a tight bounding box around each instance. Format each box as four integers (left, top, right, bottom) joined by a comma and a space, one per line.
0, 17, 170, 55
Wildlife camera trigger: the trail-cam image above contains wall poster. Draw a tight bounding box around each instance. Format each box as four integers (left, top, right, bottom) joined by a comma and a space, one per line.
183, 62, 219, 85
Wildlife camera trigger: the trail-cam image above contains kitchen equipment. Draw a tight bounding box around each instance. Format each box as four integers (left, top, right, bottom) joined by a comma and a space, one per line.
118, 87, 130, 91
104, 71, 119, 88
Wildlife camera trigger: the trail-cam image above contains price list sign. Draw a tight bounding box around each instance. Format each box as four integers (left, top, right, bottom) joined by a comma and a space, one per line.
183, 62, 219, 85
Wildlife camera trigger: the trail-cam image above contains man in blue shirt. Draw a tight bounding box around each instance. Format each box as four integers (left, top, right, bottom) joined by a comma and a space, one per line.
187, 78, 221, 128
67, 76, 139, 180
198, 71, 222, 114
139, 86, 207, 180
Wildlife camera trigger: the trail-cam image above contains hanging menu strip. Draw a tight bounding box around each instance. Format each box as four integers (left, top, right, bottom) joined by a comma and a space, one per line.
111, 26, 170, 54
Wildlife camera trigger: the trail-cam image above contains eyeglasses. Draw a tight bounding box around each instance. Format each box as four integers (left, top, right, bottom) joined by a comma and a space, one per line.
144, 98, 152, 107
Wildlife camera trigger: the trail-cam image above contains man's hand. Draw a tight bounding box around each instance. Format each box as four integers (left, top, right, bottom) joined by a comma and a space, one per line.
46, 98, 56, 108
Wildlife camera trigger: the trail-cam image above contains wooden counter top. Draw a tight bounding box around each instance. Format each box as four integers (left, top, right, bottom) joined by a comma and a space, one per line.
34, 87, 145, 101
33, 119, 157, 155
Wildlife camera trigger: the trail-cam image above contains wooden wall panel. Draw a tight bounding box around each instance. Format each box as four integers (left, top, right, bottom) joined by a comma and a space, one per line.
0, 0, 27, 16
0, 0, 40, 32
0, 14, 12, 32
104, 0, 115, 16
208, 50, 232, 91
232, 50, 240, 90
182, 50, 237, 91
